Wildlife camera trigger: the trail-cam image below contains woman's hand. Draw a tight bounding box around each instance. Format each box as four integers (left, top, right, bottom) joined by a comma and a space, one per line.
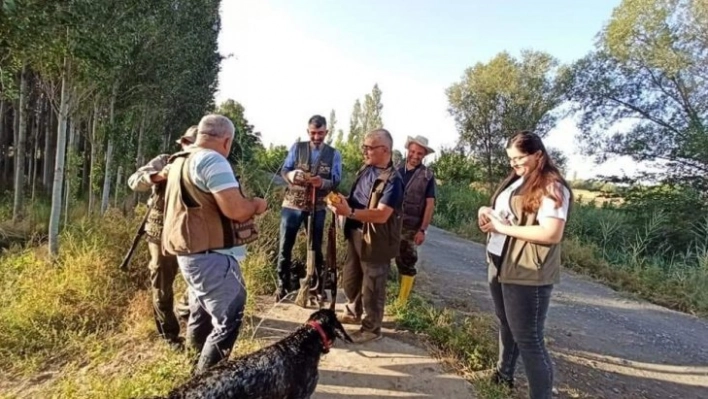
478, 206, 492, 232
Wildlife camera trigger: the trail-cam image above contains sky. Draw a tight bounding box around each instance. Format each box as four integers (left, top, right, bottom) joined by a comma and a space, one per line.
214, 0, 656, 180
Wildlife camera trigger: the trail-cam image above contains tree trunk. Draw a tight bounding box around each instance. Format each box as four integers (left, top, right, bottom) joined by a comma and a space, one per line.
114, 165, 123, 208
48, 59, 70, 259
135, 107, 146, 169
30, 98, 41, 202
88, 102, 99, 214
64, 119, 76, 226
100, 83, 118, 215
0, 99, 5, 187
43, 101, 55, 191
13, 65, 28, 223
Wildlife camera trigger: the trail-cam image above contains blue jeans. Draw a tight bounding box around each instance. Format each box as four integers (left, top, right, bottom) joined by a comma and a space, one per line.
489, 254, 554, 398
177, 252, 247, 372
277, 207, 326, 291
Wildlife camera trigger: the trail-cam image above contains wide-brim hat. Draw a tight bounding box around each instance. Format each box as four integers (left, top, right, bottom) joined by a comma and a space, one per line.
405, 135, 434, 155
175, 125, 198, 144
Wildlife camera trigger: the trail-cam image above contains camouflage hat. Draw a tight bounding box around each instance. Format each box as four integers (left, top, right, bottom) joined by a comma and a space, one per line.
175, 125, 198, 144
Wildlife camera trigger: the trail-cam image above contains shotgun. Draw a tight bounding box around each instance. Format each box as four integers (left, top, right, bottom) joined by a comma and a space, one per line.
119, 200, 153, 271
326, 208, 337, 310
295, 186, 318, 308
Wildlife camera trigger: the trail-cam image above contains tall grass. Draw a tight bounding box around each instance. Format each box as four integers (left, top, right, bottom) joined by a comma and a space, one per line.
0, 166, 326, 398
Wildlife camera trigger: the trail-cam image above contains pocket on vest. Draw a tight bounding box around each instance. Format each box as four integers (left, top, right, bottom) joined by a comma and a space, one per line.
166, 209, 207, 253
507, 241, 541, 281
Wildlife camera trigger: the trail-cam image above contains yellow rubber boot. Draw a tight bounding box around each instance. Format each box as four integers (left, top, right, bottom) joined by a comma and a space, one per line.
397, 275, 415, 306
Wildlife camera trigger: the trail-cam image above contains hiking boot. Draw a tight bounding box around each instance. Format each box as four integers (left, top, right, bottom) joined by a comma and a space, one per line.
349, 329, 382, 344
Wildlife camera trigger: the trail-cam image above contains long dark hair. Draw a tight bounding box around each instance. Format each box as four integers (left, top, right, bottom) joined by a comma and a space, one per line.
491, 131, 572, 214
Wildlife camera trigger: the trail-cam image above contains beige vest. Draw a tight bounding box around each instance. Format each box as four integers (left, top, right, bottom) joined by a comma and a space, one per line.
162, 149, 258, 255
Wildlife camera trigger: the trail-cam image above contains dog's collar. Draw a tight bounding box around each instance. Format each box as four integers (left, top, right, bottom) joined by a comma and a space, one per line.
307, 320, 332, 351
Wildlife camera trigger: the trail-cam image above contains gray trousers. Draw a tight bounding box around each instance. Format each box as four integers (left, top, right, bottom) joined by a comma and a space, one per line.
342, 229, 389, 334
177, 252, 247, 372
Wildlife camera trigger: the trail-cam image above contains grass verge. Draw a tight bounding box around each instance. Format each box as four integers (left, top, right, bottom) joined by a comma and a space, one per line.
385, 279, 513, 399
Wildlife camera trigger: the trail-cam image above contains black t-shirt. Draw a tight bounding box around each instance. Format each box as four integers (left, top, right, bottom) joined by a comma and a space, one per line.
398, 165, 436, 198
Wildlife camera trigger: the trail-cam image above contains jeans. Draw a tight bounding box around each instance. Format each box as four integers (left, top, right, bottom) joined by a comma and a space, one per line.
276, 207, 326, 291
177, 252, 247, 373
489, 254, 554, 399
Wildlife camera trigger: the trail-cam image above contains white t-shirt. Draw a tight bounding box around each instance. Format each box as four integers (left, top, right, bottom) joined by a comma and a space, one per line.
188, 149, 247, 262
487, 178, 571, 256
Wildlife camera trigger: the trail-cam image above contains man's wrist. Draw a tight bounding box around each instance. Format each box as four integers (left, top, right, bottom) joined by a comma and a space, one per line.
348, 209, 356, 219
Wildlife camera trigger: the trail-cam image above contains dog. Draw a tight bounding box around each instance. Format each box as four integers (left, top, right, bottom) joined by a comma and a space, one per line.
147, 308, 352, 399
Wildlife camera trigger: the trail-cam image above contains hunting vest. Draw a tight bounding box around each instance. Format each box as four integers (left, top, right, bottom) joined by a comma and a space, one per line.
348, 163, 402, 264
282, 142, 335, 212
486, 183, 572, 286
144, 182, 167, 244
401, 165, 434, 230
162, 149, 258, 256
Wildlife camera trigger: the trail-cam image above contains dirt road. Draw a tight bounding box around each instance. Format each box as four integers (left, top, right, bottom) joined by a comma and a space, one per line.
417, 226, 708, 399
251, 293, 476, 398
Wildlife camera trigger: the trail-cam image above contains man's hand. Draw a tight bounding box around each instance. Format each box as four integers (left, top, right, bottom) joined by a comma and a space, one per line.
149, 167, 170, 184
309, 175, 323, 188
414, 231, 426, 245
328, 194, 351, 216
253, 197, 268, 215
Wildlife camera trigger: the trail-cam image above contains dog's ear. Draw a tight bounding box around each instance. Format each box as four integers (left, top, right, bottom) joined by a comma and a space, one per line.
333, 317, 353, 343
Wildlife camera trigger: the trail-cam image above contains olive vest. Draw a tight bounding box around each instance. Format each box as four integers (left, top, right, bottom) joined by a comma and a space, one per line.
346, 163, 402, 264
401, 165, 433, 230
487, 185, 572, 286
144, 181, 167, 244
162, 149, 258, 255
282, 142, 336, 212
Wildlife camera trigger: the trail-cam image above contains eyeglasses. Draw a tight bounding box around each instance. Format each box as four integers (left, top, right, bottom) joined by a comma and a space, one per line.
508, 155, 529, 165
361, 145, 384, 152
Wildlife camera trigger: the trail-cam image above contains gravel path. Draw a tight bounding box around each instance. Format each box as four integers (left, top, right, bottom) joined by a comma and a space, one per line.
415, 226, 708, 399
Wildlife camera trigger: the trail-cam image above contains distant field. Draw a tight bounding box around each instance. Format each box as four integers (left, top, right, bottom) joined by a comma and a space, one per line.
572, 188, 624, 206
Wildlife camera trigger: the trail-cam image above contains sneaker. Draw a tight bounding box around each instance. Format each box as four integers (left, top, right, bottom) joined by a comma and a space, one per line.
349, 329, 382, 344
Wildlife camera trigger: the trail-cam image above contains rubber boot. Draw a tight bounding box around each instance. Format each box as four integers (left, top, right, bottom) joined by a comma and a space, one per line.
397, 275, 415, 306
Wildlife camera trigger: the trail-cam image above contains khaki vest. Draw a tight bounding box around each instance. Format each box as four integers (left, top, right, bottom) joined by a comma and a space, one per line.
162, 149, 258, 255
282, 142, 336, 212
487, 186, 572, 286
349, 163, 402, 264
401, 165, 433, 230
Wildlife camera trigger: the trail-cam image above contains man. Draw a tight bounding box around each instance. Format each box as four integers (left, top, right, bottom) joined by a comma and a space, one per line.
127, 126, 197, 349
395, 135, 436, 305
276, 115, 342, 300
162, 114, 268, 372
328, 128, 403, 344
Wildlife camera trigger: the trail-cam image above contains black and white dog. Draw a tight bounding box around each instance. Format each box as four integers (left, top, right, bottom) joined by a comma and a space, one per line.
148, 308, 352, 399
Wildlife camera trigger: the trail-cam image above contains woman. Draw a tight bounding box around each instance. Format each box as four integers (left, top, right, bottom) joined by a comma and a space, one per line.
478, 131, 572, 399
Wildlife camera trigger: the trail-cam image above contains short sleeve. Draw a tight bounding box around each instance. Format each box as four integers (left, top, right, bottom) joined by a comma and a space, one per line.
380, 175, 404, 209
425, 175, 436, 198
190, 150, 240, 193
537, 183, 571, 221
